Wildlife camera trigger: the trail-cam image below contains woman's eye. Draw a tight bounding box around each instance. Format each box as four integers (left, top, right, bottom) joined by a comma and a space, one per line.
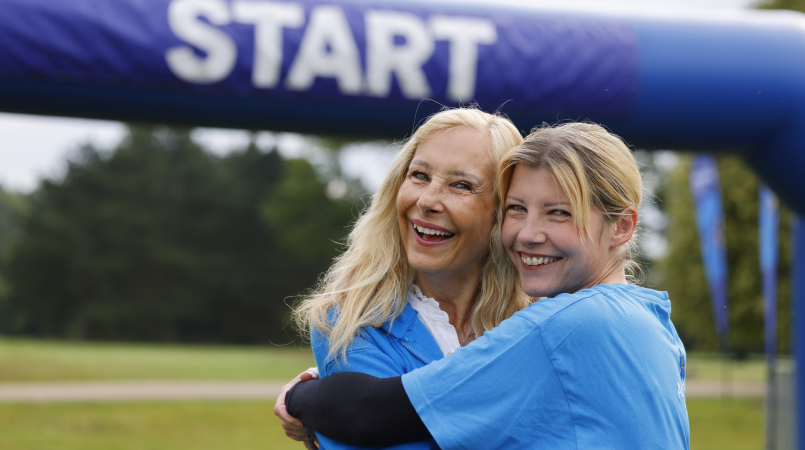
550, 209, 571, 217
455, 182, 472, 191
507, 204, 525, 212
412, 171, 429, 181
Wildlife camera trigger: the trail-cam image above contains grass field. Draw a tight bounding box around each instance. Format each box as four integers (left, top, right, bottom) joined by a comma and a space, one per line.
688, 399, 764, 450
0, 337, 315, 382
0, 337, 772, 382
686, 353, 769, 382
0, 401, 300, 450
0, 337, 770, 449
0, 399, 762, 450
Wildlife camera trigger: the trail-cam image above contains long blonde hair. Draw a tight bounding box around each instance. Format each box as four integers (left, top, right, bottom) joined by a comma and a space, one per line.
294, 108, 531, 361
497, 122, 644, 281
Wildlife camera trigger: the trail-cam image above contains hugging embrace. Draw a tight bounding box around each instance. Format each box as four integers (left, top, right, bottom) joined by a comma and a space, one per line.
275, 108, 689, 450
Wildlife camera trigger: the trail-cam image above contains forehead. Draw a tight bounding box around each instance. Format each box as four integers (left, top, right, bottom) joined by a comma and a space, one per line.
412, 127, 493, 172
508, 165, 567, 201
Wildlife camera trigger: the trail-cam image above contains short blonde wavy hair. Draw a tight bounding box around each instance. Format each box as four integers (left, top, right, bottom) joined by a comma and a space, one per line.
497, 122, 643, 281
294, 107, 531, 361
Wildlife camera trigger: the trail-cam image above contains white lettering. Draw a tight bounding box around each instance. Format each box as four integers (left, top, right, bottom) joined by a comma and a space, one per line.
286, 6, 362, 95
165, 0, 236, 84
365, 11, 434, 99
430, 16, 496, 102
232, 0, 304, 88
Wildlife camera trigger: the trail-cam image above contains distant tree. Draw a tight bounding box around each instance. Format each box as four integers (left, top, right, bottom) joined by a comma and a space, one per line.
3, 125, 361, 344
0, 187, 30, 332
756, 0, 805, 12
656, 155, 792, 353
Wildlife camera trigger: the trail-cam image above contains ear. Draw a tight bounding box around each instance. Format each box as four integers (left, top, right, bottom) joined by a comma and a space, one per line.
609, 206, 638, 248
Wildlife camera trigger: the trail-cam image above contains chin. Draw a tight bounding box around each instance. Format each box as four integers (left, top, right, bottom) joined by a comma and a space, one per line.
520, 280, 555, 298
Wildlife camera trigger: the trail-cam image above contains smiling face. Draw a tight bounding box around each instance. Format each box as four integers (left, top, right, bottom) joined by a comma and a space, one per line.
502, 165, 616, 298
397, 127, 497, 280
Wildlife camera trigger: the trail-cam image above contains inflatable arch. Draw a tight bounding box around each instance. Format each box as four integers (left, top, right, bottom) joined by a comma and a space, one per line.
1, 0, 804, 444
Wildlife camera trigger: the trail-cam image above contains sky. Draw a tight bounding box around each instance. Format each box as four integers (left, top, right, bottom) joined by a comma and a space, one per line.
0, 0, 756, 194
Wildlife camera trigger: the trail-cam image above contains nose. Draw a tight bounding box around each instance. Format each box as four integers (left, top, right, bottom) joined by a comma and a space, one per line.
416, 182, 445, 214
517, 216, 547, 247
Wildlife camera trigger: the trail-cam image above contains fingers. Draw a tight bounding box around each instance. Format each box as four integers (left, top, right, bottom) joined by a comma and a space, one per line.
303, 434, 319, 450
274, 368, 319, 444
276, 401, 304, 428
300, 367, 319, 382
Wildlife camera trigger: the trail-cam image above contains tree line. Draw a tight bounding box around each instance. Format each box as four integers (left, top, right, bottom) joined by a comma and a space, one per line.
0, 125, 362, 344
0, 122, 795, 352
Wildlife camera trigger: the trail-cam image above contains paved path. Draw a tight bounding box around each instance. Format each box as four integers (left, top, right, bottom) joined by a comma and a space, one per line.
684, 380, 765, 398
0, 381, 286, 403
0, 379, 763, 403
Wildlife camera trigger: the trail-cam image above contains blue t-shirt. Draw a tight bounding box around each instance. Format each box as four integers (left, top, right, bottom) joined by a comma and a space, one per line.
402, 284, 690, 450
312, 302, 443, 450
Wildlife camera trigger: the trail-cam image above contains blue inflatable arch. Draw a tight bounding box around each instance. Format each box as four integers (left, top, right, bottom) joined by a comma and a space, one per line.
1, 0, 804, 443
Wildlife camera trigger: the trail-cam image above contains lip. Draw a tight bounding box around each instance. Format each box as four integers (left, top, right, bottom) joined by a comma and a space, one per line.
410, 219, 452, 233
411, 220, 455, 248
517, 251, 562, 271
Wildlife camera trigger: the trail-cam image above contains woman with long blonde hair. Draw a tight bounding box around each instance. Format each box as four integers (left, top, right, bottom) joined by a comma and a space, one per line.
277, 107, 531, 449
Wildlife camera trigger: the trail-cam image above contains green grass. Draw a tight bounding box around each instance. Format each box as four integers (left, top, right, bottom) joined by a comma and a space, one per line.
688, 398, 763, 450
0, 399, 762, 450
0, 337, 315, 382
1, 336, 775, 383
686, 353, 770, 383
0, 401, 301, 450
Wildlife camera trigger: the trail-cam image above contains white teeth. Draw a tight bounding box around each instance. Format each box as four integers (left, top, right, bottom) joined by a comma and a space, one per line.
521, 256, 558, 266
413, 222, 453, 237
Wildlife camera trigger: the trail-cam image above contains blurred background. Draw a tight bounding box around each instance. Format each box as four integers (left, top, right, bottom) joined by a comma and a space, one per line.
0, 0, 800, 449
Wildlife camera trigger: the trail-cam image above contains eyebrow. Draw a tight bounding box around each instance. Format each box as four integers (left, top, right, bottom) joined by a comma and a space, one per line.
448, 170, 482, 185
409, 161, 483, 185
544, 202, 571, 207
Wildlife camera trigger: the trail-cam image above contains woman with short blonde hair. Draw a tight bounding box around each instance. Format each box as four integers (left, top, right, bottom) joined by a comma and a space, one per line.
497, 121, 644, 281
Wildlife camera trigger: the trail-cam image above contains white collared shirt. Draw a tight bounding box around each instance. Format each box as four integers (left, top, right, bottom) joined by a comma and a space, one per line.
407, 284, 462, 356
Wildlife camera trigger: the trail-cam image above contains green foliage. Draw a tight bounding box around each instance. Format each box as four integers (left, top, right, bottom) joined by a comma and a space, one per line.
756, 0, 805, 12
0, 187, 30, 331
2, 125, 360, 344
261, 158, 357, 267
657, 155, 792, 353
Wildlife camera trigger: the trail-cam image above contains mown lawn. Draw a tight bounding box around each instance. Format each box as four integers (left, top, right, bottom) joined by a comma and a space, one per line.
688, 399, 764, 450
0, 337, 773, 382
0, 401, 301, 450
0, 337, 315, 382
0, 399, 761, 450
686, 353, 769, 382
0, 338, 769, 449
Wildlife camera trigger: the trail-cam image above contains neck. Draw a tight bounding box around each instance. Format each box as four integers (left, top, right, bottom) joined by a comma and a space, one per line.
414, 271, 479, 333
581, 260, 628, 292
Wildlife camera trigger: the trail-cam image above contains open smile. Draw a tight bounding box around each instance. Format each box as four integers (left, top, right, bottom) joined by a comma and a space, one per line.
518, 252, 562, 270
412, 220, 455, 247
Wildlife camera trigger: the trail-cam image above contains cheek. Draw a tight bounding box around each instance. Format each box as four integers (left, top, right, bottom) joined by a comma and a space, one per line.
501, 219, 517, 250
396, 184, 416, 214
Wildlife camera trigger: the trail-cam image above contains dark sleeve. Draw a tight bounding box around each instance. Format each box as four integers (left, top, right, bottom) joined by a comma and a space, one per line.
285, 372, 431, 447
